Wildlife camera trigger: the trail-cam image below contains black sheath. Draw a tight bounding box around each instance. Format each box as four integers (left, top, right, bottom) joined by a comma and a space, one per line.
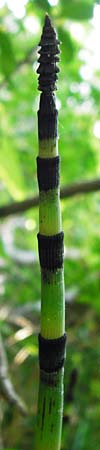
37, 232, 64, 270
39, 332, 67, 372
37, 156, 60, 191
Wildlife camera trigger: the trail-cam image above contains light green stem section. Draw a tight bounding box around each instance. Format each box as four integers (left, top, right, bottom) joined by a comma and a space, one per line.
39, 138, 58, 158
35, 368, 64, 450
41, 269, 65, 339
39, 188, 62, 235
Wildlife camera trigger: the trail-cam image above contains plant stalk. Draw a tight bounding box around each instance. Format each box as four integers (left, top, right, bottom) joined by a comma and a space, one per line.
35, 14, 66, 450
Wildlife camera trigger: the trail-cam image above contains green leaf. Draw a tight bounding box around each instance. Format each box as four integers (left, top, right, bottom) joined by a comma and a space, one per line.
58, 27, 75, 63
27, 0, 50, 15
59, 1, 94, 21
0, 30, 15, 78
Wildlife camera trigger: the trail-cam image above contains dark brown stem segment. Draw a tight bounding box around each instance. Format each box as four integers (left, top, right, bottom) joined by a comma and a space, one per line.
37, 14, 60, 142
37, 13, 60, 93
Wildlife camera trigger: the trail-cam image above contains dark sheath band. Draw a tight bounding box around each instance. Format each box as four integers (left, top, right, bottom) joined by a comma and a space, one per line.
38, 109, 58, 139
37, 232, 64, 270
38, 333, 67, 372
37, 156, 60, 191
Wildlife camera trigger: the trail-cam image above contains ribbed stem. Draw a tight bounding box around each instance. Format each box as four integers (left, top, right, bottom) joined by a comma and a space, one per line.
41, 268, 65, 339
37, 13, 64, 340
39, 189, 62, 235
39, 138, 58, 158
35, 369, 64, 450
35, 14, 66, 450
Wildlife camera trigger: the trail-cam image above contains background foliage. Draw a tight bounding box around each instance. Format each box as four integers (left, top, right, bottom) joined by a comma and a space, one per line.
0, 0, 100, 449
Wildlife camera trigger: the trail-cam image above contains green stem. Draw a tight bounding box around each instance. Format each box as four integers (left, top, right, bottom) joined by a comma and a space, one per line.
39, 188, 62, 236
39, 138, 58, 158
35, 369, 64, 450
35, 14, 66, 450
41, 269, 65, 339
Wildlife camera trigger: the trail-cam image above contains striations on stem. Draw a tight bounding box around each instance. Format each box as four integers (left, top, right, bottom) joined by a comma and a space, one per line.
37, 13, 60, 93
37, 14, 60, 140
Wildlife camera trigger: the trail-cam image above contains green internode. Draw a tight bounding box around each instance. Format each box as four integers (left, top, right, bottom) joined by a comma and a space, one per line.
35, 369, 64, 450
39, 138, 58, 158
39, 188, 62, 236
41, 269, 65, 339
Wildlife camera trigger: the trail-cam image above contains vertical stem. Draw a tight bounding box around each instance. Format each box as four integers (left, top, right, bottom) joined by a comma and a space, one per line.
35, 14, 66, 450
35, 369, 64, 450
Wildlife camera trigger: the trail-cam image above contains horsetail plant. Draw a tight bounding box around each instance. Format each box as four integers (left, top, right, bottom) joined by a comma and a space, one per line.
35, 14, 66, 450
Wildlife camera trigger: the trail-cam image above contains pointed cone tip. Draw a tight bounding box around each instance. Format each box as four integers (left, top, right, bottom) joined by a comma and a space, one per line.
44, 13, 52, 28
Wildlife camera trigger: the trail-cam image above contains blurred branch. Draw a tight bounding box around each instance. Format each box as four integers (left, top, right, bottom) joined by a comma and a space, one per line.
0, 194, 38, 218
60, 178, 100, 199
0, 178, 100, 219
0, 335, 27, 416
0, 46, 36, 88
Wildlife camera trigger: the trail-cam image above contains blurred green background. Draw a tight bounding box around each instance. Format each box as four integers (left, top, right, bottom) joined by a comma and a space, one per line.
0, 0, 100, 449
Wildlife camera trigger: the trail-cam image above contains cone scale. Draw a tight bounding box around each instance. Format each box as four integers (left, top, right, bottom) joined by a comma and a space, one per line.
35, 15, 66, 450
